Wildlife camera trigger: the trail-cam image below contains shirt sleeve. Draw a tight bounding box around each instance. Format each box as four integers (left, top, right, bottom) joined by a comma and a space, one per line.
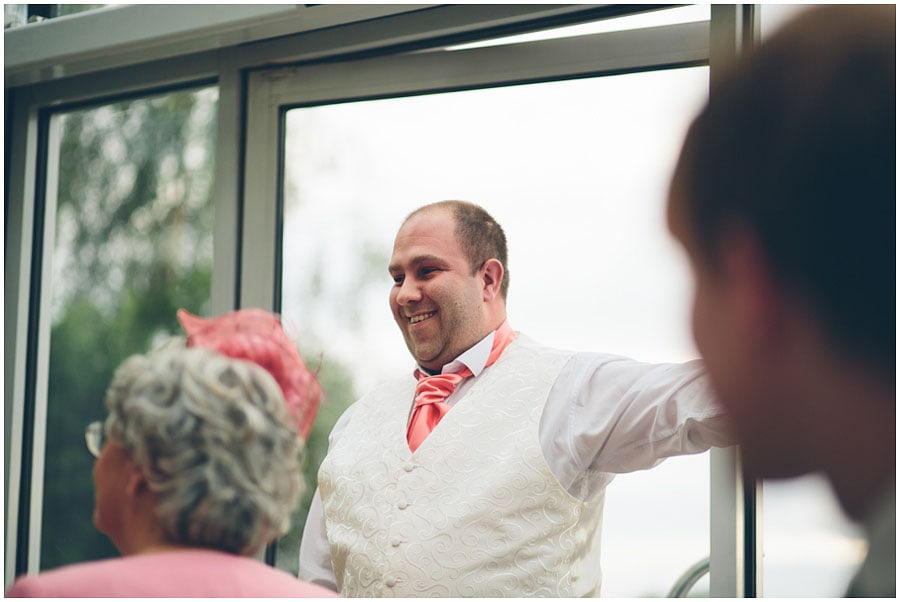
298, 488, 338, 591
540, 352, 734, 501
297, 403, 359, 592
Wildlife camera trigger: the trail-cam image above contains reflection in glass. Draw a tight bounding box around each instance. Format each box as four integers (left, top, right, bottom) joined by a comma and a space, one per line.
41, 86, 217, 570
55, 4, 109, 18
446, 4, 710, 51
4, 4, 26, 28
279, 67, 711, 596
4, 4, 108, 28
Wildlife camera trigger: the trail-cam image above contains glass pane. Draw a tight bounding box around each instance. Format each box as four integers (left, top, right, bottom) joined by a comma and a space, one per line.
4, 5, 27, 29
755, 5, 865, 597
5, 4, 109, 28
279, 66, 710, 596
761, 476, 865, 597
40, 85, 218, 570
446, 4, 710, 51
54, 4, 110, 18
759, 4, 817, 40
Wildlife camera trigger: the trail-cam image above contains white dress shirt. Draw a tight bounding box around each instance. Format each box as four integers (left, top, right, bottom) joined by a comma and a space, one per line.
298, 329, 730, 589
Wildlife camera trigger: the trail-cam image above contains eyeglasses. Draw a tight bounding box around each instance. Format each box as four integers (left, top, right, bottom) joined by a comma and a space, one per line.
85, 420, 106, 458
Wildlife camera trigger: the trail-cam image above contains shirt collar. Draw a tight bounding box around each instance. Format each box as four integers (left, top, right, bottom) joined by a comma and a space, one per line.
414, 329, 495, 378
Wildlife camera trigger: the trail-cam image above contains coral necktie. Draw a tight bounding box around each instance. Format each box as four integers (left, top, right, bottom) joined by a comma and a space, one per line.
406, 320, 515, 452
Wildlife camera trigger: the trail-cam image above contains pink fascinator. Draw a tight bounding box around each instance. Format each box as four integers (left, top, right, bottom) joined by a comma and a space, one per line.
176, 308, 322, 439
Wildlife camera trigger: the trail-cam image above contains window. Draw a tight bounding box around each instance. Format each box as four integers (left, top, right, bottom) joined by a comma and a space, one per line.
268, 14, 713, 595
38, 85, 218, 570
11, 5, 851, 597
4, 4, 109, 29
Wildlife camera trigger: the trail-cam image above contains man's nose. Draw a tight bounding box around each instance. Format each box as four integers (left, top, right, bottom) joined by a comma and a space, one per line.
395, 278, 422, 306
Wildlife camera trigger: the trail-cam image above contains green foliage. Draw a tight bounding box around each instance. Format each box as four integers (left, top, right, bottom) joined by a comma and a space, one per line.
275, 351, 357, 575
38, 83, 359, 576
40, 88, 215, 570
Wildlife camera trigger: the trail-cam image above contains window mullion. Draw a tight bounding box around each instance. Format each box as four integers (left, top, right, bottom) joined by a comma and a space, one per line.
4, 89, 40, 589
707, 4, 762, 598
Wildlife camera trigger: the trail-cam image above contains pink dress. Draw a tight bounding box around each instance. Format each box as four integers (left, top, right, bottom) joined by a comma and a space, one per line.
5, 549, 338, 597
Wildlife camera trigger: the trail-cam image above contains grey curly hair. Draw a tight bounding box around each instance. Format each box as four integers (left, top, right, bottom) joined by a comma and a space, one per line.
103, 345, 304, 556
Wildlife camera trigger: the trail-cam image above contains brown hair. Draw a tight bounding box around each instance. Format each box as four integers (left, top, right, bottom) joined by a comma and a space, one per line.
674, 5, 895, 376
407, 200, 510, 299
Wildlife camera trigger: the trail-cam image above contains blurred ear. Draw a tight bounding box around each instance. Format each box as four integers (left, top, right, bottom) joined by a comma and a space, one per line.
480, 258, 504, 302
125, 466, 148, 498
720, 227, 785, 350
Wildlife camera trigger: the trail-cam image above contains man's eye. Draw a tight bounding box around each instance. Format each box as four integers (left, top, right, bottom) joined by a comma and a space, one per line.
392, 275, 404, 285
421, 267, 438, 277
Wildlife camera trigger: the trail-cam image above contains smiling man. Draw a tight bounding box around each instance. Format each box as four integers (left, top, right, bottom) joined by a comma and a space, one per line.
299, 200, 732, 597
388, 206, 505, 374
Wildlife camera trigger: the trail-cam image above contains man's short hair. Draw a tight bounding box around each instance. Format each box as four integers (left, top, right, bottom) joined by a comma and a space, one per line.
408, 200, 510, 298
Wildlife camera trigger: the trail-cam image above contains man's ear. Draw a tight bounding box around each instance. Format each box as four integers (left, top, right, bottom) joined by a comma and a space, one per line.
721, 227, 785, 349
480, 258, 504, 302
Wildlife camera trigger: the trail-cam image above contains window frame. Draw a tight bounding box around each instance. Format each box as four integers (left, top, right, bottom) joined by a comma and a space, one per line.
4, 4, 759, 595
245, 14, 752, 598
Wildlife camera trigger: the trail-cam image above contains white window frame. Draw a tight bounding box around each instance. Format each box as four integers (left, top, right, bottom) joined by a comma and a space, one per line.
4, 4, 758, 595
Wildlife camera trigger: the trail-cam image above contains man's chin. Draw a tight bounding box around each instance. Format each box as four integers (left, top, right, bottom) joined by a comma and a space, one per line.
415, 359, 443, 373
407, 343, 444, 372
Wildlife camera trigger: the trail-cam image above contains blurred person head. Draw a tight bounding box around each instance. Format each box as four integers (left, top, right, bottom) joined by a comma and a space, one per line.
389, 200, 508, 372
91, 308, 321, 556
667, 5, 894, 518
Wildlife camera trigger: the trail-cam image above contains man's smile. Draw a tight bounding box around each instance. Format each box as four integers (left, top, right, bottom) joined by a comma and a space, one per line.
408, 311, 436, 325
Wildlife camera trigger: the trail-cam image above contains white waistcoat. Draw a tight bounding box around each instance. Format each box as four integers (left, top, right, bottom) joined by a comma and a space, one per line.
318, 335, 606, 597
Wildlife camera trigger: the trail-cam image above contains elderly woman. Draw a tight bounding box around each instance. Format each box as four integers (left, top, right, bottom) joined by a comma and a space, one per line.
6, 309, 336, 597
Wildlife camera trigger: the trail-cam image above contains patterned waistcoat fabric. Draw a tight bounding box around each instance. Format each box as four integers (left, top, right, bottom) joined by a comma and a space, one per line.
317, 335, 607, 597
